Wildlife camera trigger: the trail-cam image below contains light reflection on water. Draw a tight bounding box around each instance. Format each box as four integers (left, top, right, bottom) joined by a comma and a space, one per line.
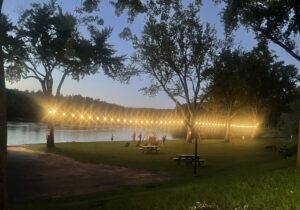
7, 122, 176, 146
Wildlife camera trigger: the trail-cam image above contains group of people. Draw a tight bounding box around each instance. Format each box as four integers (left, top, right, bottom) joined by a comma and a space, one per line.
110, 132, 167, 145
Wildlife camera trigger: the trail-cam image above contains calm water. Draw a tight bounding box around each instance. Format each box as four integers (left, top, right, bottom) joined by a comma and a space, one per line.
7, 122, 175, 146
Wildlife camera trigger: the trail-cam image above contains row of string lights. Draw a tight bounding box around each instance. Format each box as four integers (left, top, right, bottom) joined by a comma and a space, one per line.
47, 109, 258, 129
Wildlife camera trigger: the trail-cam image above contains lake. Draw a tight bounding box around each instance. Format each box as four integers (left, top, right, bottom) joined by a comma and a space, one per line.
7, 122, 177, 146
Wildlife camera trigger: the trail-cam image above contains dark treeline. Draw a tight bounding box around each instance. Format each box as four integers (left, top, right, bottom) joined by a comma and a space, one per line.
7, 89, 42, 122
6, 89, 175, 122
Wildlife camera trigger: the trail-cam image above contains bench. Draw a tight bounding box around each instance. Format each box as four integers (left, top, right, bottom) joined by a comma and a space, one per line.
173, 155, 205, 167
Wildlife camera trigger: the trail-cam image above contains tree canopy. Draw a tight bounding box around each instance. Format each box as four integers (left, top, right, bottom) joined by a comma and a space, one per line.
220, 0, 300, 62
5, 0, 129, 97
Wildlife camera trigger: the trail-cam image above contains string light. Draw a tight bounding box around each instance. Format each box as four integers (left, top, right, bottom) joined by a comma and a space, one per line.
46, 109, 258, 129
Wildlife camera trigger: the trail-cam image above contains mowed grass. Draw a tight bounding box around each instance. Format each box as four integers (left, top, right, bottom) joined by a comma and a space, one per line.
13, 139, 300, 210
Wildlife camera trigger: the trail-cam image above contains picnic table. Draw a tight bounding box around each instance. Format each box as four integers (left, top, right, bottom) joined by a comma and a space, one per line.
140, 145, 160, 153
173, 154, 205, 166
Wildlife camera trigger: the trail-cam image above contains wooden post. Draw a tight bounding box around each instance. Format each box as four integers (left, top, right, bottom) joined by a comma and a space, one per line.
297, 117, 300, 166
194, 135, 198, 176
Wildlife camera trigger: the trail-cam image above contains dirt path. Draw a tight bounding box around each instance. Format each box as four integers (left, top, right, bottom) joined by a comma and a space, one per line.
7, 147, 169, 202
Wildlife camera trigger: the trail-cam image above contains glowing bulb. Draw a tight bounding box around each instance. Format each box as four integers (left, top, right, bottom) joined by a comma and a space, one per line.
103, 117, 107, 121
72, 114, 75, 118
96, 117, 99, 120
63, 113, 66, 116
89, 116, 92, 120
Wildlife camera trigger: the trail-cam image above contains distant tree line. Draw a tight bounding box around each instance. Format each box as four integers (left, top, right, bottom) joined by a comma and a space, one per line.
6, 88, 176, 122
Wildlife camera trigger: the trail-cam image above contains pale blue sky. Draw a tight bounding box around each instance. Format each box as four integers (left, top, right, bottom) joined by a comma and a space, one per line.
3, 0, 300, 108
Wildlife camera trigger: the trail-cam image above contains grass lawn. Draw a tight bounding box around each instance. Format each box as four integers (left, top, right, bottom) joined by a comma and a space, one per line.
13, 138, 300, 210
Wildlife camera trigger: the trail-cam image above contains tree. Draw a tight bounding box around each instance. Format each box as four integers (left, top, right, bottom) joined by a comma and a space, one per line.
0, 0, 8, 208
0, 0, 12, 209
279, 88, 300, 138
242, 42, 299, 137
130, 1, 219, 143
6, 0, 129, 148
82, 0, 145, 21
220, 0, 300, 63
207, 41, 299, 140
205, 48, 245, 141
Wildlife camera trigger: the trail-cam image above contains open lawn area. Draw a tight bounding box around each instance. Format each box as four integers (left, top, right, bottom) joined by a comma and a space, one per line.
12, 139, 300, 210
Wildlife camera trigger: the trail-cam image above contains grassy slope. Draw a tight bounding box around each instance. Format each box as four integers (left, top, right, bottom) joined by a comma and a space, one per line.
14, 139, 300, 210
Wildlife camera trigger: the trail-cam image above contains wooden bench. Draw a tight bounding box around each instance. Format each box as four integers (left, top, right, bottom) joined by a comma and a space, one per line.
173, 154, 205, 166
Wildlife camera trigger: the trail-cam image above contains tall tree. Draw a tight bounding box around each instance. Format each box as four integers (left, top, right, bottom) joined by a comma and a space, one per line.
6, 1, 129, 148
220, 0, 300, 63
0, 0, 8, 208
243, 42, 299, 137
205, 48, 245, 141
130, 1, 219, 143
207, 41, 299, 140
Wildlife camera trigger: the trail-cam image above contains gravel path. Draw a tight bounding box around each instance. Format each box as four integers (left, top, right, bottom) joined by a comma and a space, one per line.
7, 147, 168, 202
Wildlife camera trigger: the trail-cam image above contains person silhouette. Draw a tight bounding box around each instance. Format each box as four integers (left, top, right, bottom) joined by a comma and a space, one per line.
111, 134, 114, 141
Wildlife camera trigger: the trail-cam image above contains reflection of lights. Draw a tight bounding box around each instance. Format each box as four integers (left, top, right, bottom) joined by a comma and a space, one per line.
89, 116, 92, 120
72, 114, 75, 118
96, 117, 99, 120
63, 112, 66, 116
80, 115, 83, 119
103, 117, 107, 121
117, 118, 120, 122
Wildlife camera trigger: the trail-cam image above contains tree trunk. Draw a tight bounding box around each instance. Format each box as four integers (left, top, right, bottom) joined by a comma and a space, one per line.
46, 122, 55, 148
250, 112, 258, 139
46, 95, 55, 148
186, 126, 193, 143
250, 127, 257, 139
0, 0, 9, 208
224, 116, 231, 142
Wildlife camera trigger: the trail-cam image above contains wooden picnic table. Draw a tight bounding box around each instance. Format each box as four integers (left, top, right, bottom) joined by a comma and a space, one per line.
173, 154, 205, 166
140, 145, 160, 153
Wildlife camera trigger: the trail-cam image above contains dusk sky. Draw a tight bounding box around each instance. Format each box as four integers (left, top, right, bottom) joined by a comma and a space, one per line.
3, 0, 300, 109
